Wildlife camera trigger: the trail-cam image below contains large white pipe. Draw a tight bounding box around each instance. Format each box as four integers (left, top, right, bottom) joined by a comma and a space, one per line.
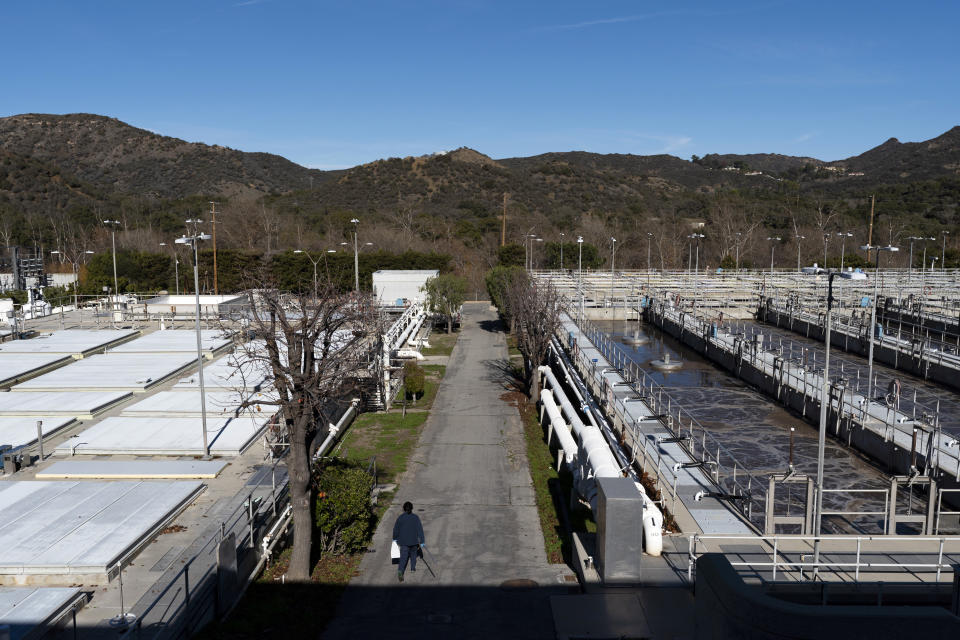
539, 361, 664, 557
539, 365, 588, 438
540, 389, 577, 465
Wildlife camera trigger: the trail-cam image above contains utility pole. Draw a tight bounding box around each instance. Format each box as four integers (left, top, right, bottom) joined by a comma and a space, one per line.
501, 193, 508, 247
867, 194, 875, 249
209, 202, 219, 295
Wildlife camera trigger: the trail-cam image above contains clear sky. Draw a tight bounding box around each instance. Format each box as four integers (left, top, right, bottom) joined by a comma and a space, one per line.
1, 1, 956, 169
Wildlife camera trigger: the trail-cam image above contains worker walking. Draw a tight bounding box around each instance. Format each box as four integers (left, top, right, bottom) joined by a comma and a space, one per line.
392, 501, 425, 582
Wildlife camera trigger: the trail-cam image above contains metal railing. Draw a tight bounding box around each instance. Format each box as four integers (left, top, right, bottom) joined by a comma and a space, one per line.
687, 533, 960, 583
566, 314, 766, 528
647, 299, 960, 482
119, 460, 289, 640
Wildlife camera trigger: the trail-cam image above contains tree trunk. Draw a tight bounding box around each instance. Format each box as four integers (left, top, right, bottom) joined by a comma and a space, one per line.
530, 366, 540, 400
447, 314, 452, 334
286, 422, 313, 581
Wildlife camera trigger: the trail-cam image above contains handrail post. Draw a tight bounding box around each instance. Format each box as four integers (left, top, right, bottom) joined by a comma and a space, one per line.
772, 536, 779, 581
687, 535, 696, 581
855, 537, 861, 581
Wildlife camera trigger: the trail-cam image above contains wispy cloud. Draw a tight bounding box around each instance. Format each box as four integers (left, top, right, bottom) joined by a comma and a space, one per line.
534, 11, 673, 32
794, 132, 816, 143
534, 3, 788, 32
234, 0, 264, 7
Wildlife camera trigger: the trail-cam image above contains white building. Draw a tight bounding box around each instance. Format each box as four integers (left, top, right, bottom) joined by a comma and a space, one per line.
372, 270, 438, 306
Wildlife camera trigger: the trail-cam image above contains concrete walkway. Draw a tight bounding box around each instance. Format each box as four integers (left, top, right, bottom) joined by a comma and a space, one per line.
324, 302, 572, 639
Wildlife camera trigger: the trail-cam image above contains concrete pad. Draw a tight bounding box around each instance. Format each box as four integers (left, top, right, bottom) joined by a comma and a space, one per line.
13, 353, 197, 393
0, 354, 74, 388
0, 391, 132, 419
551, 594, 651, 640
0, 480, 203, 583
54, 414, 272, 456
37, 460, 228, 479
109, 329, 234, 356
172, 354, 270, 391
0, 416, 76, 451
120, 389, 277, 417
0, 587, 85, 640
0, 330, 139, 357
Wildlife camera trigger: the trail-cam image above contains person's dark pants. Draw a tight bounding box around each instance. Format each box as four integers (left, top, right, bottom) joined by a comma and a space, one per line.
399, 544, 418, 573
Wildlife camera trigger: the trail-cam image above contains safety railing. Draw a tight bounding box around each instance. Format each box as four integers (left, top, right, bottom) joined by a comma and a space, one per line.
648, 299, 960, 479
118, 459, 289, 640
569, 314, 766, 528
687, 533, 960, 583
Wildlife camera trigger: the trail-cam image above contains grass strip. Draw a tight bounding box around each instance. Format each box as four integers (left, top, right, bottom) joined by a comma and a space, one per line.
420, 330, 459, 356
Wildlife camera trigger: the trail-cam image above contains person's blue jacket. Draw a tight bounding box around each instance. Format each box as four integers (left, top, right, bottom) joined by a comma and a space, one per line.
392, 512, 424, 546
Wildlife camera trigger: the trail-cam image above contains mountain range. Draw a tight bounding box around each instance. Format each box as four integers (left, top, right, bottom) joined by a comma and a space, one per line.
0, 112, 957, 248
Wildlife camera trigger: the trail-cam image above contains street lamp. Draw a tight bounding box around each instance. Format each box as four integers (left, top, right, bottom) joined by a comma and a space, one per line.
942, 230, 950, 271
577, 236, 584, 320
350, 218, 360, 293
767, 237, 781, 273
836, 232, 853, 271
796, 235, 806, 272
176, 226, 212, 458
103, 220, 121, 313
860, 243, 899, 423
693, 234, 705, 274
610, 237, 617, 295
293, 250, 322, 300
822, 233, 829, 268
532, 238, 543, 269
559, 232, 565, 270
646, 233, 653, 272
907, 236, 920, 274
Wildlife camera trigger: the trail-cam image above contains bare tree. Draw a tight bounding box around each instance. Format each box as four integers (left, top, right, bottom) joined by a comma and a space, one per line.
232, 277, 384, 581
509, 276, 563, 398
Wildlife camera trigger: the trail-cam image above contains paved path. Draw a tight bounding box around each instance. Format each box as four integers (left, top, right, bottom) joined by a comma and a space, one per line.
324, 302, 571, 639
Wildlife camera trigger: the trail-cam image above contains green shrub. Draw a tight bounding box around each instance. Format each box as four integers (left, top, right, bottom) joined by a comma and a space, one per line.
403, 361, 425, 402
314, 461, 375, 556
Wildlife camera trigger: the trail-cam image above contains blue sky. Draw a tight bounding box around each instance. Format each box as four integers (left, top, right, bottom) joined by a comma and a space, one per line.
1, 1, 957, 169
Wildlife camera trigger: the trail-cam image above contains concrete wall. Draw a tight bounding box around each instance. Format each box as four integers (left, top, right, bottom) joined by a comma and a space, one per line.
694, 553, 960, 639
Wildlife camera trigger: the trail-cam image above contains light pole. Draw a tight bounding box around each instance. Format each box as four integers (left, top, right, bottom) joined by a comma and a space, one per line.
184, 219, 204, 293
293, 250, 322, 300
921, 237, 935, 286
559, 232, 565, 270
341, 236, 372, 293
175, 225, 212, 458
103, 220, 121, 312
351, 218, 360, 293
942, 230, 950, 271
693, 234, 704, 274
812, 271, 837, 571
578, 236, 584, 320
796, 235, 806, 272
836, 232, 852, 271
822, 233, 829, 268
767, 237, 781, 273
646, 233, 653, 272
610, 237, 617, 295
860, 244, 899, 419
907, 236, 920, 274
